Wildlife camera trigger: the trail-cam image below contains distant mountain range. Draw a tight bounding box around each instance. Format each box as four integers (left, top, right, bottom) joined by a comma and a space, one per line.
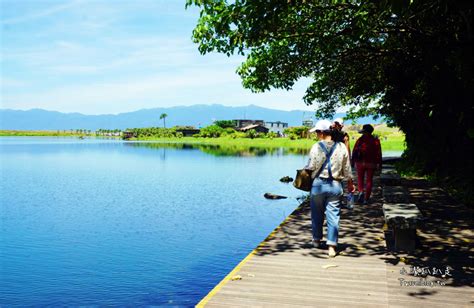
0, 104, 380, 130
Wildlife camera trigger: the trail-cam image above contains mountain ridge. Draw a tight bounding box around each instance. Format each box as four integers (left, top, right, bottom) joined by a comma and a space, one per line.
0, 104, 380, 130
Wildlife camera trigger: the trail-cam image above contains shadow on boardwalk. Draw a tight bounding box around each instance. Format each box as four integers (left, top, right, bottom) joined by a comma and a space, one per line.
201, 170, 473, 307
255, 199, 387, 259
389, 178, 473, 288
251, 176, 473, 302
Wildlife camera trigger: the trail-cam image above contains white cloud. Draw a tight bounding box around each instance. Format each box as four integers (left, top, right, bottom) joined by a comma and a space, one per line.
1, 0, 86, 25
0, 66, 320, 114
0, 77, 26, 88
51, 65, 100, 74
3, 33, 244, 79
0, 1, 320, 113
1, 67, 236, 112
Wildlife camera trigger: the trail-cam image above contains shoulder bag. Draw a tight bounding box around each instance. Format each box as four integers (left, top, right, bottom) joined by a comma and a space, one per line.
293, 142, 337, 191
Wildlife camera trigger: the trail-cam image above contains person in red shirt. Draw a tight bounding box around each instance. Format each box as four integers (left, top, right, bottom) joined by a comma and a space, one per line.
351, 124, 382, 204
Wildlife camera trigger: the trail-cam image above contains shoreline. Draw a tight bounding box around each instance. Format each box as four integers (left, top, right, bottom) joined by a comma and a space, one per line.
0, 135, 406, 152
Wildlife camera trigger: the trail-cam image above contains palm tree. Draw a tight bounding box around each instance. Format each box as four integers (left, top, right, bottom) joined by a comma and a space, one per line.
160, 113, 168, 128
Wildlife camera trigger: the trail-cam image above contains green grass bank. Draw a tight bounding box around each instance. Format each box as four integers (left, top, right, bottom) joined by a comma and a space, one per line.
0, 124, 406, 152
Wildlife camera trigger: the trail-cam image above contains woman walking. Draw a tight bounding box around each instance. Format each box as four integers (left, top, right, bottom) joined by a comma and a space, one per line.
331, 118, 351, 158
305, 120, 354, 257
352, 124, 382, 204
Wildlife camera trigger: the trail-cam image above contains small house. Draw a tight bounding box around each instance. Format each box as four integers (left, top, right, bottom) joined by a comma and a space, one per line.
233, 119, 265, 129
175, 128, 201, 137
265, 121, 288, 136
302, 119, 314, 127
239, 124, 269, 134
122, 131, 136, 140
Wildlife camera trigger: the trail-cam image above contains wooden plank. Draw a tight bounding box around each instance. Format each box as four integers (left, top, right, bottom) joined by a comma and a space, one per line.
211, 290, 387, 306
218, 281, 390, 297
198, 173, 473, 307
206, 295, 383, 308
383, 186, 410, 203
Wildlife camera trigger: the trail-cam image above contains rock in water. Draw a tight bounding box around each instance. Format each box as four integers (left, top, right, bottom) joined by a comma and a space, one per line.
264, 193, 288, 200
280, 176, 293, 183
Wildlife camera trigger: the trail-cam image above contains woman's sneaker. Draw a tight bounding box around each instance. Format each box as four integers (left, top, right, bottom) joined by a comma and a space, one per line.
356, 192, 365, 204
328, 246, 337, 258
312, 239, 321, 248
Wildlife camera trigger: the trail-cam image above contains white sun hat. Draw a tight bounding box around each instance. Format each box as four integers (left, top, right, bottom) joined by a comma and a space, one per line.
309, 119, 332, 133
334, 117, 344, 125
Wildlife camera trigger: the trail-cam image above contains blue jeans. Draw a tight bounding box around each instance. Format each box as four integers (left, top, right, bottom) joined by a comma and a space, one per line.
310, 178, 343, 246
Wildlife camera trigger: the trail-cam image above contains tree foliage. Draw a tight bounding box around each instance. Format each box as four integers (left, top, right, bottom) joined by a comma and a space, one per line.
159, 113, 168, 128
126, 127, 178, 138
214, 120, 236, 128
284, 126, 310, 139
187, 0, 472, 199
197, 124, 226, 137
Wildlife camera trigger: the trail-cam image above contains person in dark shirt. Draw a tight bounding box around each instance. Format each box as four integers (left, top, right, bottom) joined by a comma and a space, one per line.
351, 124, 382, 204
331, 119, 352, 208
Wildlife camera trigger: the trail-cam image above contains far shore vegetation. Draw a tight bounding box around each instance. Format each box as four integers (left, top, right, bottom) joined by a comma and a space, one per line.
0, 123, 405, 152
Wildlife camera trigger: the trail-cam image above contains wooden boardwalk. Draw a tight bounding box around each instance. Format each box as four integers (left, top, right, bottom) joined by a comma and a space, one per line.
198, 171, 473, 307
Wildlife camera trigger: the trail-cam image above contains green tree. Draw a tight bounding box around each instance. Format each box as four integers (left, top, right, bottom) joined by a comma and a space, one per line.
214, 120, 236, 129
284, 126, 309, 139
198, 125, 225, 138
187, 0, 472, 201
160, 113, 168, 128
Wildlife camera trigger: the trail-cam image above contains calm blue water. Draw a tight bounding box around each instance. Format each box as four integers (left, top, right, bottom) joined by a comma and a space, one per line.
0, 137, 309, 306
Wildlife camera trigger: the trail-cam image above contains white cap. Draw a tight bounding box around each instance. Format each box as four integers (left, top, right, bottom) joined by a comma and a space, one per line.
334, 117, 344, 125
309, 119, 332, 133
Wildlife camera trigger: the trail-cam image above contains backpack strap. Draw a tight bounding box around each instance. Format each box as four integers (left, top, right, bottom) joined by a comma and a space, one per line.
315, 142, 338, 179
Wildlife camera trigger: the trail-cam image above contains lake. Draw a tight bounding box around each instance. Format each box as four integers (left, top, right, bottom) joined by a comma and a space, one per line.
0, 137, 309, 306
0, 137, 402, 306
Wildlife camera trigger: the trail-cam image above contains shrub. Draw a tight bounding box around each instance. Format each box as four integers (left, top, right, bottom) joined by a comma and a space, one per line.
197, 125, 225, 138
221, 127, 237, 137
229, 131, 245, 139
124, 127, 180, 138
245, 129, 258, 139
265, 132, 278, 139
284, 126, 309, 139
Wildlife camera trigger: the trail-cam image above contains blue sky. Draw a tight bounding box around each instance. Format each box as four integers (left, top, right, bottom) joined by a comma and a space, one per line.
0, 0, 316, 115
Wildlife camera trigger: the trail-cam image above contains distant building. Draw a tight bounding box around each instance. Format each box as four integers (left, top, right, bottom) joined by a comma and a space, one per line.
233, 119, 265, 129
175, 128, 200, 137
265, 121, 288, 136
122, 131, 137, 140
302, 119, 314, 127
239, 124, 269, 134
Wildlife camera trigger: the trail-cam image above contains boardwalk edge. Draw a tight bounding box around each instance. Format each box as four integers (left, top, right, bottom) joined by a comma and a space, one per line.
196, 202, 305, 307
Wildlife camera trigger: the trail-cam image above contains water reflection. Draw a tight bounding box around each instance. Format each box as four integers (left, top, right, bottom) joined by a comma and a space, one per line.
124, 142, 309, 157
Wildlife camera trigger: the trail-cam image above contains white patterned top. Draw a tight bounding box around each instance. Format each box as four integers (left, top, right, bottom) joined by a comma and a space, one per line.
304, 141, 353, 181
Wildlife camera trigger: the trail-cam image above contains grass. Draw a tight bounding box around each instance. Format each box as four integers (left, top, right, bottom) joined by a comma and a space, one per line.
0, 124, 406, 152
136, 136, 405, 152
135, 136, 318, 149
345, 124, 405, 151
136, 124, 406, 152
0, 130, 86, 137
